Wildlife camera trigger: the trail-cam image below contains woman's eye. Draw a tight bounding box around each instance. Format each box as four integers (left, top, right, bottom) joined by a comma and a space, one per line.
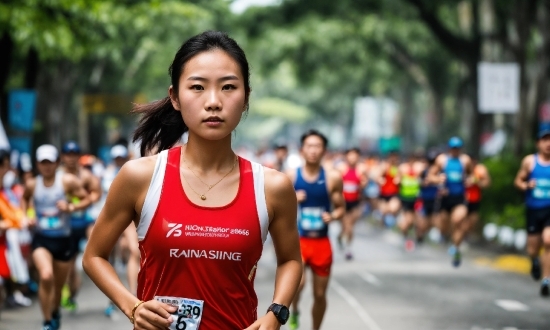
191, 84, 204, 90
222, 84, 236, 91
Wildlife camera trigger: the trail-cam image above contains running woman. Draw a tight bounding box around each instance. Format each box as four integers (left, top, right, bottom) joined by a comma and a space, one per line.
514, 129, 550, 296
83, 31, 302, 330
21, 145, 90, 330
429, 137, 472, 267
59, 141, 102, 312
397, 153, 422, 251
337, 147, 366, 260
417, 150, 441, 243
287, 130, 345, 330
377, 150, 401, 227
464, 156, 491, 236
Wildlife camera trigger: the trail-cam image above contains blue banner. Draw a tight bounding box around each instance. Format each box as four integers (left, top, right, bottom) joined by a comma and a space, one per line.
8, 90, 36, 132
8, 137, 32, 155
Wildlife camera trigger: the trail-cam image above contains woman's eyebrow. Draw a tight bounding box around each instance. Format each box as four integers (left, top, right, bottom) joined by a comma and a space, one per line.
187, 75, 239, 82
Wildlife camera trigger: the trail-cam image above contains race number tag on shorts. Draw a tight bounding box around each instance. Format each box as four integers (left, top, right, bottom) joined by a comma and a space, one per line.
155, 296, 204, 330
300, 207, 325, 231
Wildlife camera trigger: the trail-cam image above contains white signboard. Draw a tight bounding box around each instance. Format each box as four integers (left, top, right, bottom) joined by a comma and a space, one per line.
478, 62, 520, 113
353, 97, 399, 139
0, 118, 10, 150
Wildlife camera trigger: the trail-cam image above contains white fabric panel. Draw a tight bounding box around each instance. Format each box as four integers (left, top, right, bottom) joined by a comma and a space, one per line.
251, 162, 269, 244
137, 150, 168, 241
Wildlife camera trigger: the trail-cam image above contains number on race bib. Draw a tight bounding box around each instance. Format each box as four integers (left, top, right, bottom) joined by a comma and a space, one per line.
176, 316, 187, 330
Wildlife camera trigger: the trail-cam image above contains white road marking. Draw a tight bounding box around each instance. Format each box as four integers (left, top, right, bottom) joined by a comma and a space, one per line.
331, 279, 383, 330
494, 300, 530, 312
358, 271, 381, 286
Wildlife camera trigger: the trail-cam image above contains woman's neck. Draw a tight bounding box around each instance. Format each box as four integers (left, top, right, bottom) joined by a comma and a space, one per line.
183, 134, 235, 171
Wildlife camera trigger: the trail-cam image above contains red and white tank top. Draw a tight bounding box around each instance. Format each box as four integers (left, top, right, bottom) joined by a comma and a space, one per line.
136, 147, 269, 330
342, 168, 361, 202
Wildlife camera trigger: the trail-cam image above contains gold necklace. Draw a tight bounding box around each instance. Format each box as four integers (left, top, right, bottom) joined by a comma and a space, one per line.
181, 156, 238, 200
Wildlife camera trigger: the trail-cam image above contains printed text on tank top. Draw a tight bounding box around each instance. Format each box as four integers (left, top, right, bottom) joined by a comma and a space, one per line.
294, 167, 331, 238
136, 148, 269, 330
343, 167, 361, 202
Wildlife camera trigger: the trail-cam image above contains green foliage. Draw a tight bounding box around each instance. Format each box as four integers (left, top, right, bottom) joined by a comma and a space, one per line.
481, 155, 525, 230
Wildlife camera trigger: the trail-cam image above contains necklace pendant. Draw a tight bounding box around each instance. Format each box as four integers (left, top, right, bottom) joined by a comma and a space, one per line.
200, 195, 206, 200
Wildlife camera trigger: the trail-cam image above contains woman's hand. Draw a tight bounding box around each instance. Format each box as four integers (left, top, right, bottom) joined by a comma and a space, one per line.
133, 300, 177, 330
243, 312, 281, 330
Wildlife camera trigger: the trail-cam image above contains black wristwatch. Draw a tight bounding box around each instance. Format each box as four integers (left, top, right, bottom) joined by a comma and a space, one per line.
267, 303, 290, 325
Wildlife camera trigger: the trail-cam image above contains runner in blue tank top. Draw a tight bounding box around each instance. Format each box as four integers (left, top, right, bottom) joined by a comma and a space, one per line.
286, 130, 345, 330
417, 149, 440, 244
21, 145, 91, 330
514, 129, 550, 297
429, 137, 473, 267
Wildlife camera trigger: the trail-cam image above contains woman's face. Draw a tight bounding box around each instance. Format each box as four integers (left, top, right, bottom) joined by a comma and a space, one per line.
169, 49, 248, 141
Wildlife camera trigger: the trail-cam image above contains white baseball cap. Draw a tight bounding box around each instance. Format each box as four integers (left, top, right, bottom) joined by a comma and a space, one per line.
110, 145, 128, 159
36, 144, 58, 162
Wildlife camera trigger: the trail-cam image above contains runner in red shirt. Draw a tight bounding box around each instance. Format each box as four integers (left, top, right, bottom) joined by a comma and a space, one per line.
337, 148, 366, 260
83, 31, 302, 330
377, 150, 401, 227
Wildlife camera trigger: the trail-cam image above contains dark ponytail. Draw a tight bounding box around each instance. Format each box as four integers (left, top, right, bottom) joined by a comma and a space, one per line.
132, 31, 251, 156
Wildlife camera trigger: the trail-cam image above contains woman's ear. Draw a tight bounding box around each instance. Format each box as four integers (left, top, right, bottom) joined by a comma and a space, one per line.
168, 85, 180, 111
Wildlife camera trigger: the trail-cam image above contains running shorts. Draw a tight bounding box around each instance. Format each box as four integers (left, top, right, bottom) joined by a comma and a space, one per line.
440, 195, 465, 213
345, 200, 361, 212
299, 237, 332, 277
467, 202, 480, 214
400, 198, 416, 212
422, 199, 437, 216
0, 237, 10, 279
526, 206, 550, 234
32, 234, 73, 262
69, 226, 88, 259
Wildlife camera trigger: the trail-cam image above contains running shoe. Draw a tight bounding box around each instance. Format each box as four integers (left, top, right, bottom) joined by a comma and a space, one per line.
63, 298, 78, 312
452, 250, 462, 268
345, 252, 353, 261
531, 257, 541, 281
12, 290, 32, 307
288, 312, 299, 330
42, 322, 54, 330
404, 239, 415, 252
541, 278, 549, 297
51, 310, 61, 330
61, 285, 71, 308
105, 303, 116, 317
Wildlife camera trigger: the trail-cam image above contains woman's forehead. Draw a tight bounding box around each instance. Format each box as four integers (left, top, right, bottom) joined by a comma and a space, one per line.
181, 50, 242, 79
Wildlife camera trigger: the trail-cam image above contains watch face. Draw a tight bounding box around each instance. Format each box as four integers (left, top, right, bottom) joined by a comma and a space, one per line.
279, 306, 290, 322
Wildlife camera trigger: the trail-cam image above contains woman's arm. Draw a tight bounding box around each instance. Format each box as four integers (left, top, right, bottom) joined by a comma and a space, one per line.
82, 157, 175, 329
246, 168, 302, 330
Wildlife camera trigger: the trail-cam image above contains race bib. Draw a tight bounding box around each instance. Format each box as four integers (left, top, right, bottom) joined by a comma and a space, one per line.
299, 207, 325, 231
447, 171, 462, 182
38, 216, 62, 230
155, 296, 204, 330
343, 182, 358, 193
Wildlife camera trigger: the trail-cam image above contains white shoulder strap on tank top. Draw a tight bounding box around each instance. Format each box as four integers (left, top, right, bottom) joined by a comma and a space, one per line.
137, 150, 169, 241
251, 161, 269, 244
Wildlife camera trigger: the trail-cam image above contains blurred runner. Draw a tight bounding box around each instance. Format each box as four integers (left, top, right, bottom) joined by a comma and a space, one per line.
417, 150, 441, 244
58, 141, 102, 312
464, 156, 491, 237
273, 142, 289, 172
377, 150, 401, 227
287, 130, 345, 330
21, 145, 90, 330
337, 147, 366, 260
363, 154, 381, 222
397, 153, 422, 251
514, 129, 550, 297
99, 144, 141, 317
429, 137, 473, 267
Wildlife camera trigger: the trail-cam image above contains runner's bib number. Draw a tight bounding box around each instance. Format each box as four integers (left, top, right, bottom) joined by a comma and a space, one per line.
38, 216, 62, 230
299, 207, 325, 231
155, 296, 204, 330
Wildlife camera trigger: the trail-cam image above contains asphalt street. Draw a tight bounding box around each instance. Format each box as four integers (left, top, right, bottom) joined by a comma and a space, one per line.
1, 219, 548, 330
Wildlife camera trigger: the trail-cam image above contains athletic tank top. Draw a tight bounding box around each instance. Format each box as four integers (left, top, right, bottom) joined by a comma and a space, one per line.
136, 147, 269, 330
420, 169, 438, 201
33, 173, 70, 237
444, 156, 464, 196
400, 166, 420, 200
294, 167, 331, 238
342, 167, 361, 202
465, 166, 484, 203
380, 165, 399, 197
526, 154, 550, 209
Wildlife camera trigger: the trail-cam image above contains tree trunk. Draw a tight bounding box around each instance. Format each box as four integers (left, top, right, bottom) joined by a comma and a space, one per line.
0, 32, 14, 126
24, 47, 40, 89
